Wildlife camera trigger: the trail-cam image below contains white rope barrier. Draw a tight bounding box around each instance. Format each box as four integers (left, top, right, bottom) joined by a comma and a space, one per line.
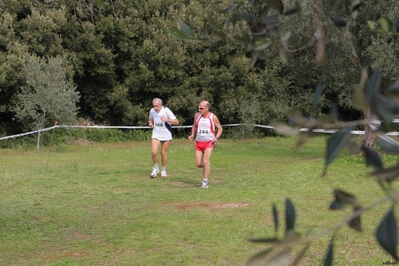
0, 126, 57, 141
1, 123, 399, 141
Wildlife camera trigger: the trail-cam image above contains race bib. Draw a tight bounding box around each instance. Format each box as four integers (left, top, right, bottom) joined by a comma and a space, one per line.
198, 127, 211, 135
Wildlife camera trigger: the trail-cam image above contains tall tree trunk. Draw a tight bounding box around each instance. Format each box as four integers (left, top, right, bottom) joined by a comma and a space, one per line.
361, 106, 378, 148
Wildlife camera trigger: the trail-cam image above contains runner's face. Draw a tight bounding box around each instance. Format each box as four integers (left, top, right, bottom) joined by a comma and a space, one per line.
153, 102, 162, 112
198, 104, 208, 114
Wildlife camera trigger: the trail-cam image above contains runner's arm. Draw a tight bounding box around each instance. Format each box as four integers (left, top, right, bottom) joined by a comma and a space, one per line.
213, 115, 223, 140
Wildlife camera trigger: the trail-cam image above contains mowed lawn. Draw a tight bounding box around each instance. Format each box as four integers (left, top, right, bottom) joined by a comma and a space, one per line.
0, 136, 397, 265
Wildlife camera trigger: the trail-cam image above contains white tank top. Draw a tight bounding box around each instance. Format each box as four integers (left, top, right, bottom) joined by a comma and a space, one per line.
195, 113, 216, 142
149, 106, 176, 141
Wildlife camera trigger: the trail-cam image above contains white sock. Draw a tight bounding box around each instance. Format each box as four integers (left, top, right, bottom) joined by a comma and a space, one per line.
162, 167, 166, 171
153, 164, 158, 169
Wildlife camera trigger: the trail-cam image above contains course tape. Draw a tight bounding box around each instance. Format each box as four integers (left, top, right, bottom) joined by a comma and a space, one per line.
1, 123, 399, 141
0, 126, 57, 141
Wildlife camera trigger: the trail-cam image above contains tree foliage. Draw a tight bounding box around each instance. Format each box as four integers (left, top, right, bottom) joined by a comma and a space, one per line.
13, 55, 79, 140
0, 0, 325, 135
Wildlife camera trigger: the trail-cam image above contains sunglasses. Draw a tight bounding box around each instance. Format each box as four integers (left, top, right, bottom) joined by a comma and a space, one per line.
198, 107, 206, 110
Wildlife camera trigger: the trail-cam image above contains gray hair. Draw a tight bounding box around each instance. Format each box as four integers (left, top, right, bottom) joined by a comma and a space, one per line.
152, 98, 163, 105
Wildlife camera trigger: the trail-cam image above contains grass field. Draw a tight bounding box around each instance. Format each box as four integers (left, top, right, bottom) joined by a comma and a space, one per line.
1, 135, 398, 265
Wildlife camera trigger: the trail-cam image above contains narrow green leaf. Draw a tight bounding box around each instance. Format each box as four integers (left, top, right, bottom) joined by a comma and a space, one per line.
349, 43, 358, 60
270, 122, 300, 136
313, 83, 323, 108
393, 21, 399, 32
246, 247, 273, 266
386, 81, 399, 102
279, 46, 288, 63
344, 0, 349, 14
376, 209, 399, 260
250, 50, 259, 66
368, 20, 375, 31
329, 189, 361, 210
168, 28, 189, 40
324, 127, 352, 174
230, 51, 247, 59
295, 129, 319, 151
294, 0, 301, 16
366, 68, 381, 104
233, 36, 253, 45
272, 203, 279, 233
287, 108, 307, 127
313, 115, 335, 126
253, 41, 273, 51
281, 229, 301, 245
380, 16, 393, 32
285, 198, 296, 232
323, 236, 334, 266
329, 199, 346, 210
281, 31, 291, 50
372, 95, 393, 127
377, 137, 399, 154
349, 208, 362, 232
239, 13, 255, 22
291, 243, 310, 266
248, 237, 279, 243
329, 103, 339, 119
338, 190, 361, 208
260, 14, 279, 24
387, 81, 399, 93
351, 10, 359, 19
181, 24, 190, 37
370, 163, 399, 183
260, 4, 272, 17
283, 8, 299, 16
351, 2, 362, 13
266, 246, 290, 266
220, 3, 239, 13
330, 189, 348, 210
362, 146, 383, 169
331, 17, 347, 27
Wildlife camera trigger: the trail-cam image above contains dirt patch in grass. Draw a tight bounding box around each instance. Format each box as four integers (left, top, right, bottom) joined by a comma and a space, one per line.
42, 250, 91, 262
162, 202, 251, 210
168, 181, 192, 187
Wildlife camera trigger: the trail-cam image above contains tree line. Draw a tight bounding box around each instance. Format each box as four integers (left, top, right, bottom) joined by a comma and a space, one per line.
0, 0, 398, 138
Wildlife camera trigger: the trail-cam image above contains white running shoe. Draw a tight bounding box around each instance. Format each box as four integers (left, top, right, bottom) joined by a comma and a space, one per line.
201, 179, 208, 189
150, 168, 159, 178
161, 170, 167, 178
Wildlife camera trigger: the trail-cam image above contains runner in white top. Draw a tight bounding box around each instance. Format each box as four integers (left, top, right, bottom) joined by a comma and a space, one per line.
148, 98, 179, 178
188, 100, 223, 188
149, 106, 176, 141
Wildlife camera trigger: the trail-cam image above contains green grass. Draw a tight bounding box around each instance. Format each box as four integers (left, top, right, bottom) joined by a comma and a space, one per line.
1, 136, 398, 265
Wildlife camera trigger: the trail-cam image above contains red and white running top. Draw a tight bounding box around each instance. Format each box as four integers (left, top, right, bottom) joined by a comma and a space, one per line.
195, 113, 216, 142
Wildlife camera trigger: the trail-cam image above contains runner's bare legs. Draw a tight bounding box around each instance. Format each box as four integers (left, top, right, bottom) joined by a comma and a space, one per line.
195, 147, 213, 180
